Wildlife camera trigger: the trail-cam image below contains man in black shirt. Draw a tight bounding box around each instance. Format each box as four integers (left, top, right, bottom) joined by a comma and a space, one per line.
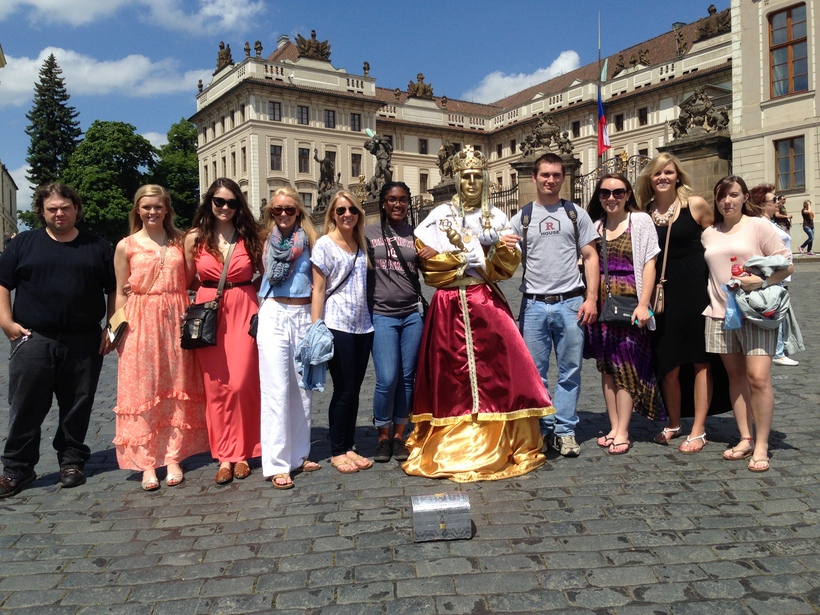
0, 183, 116, 498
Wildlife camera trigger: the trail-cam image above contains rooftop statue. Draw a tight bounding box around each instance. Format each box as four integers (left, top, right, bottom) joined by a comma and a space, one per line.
254, 41, 263, 57
296, 30, 331, 60
244, 42, 250, 58
215, 41, 234, 73
675, 27, 688, 56
407, 73, 434, 99
696, 4, 731, 41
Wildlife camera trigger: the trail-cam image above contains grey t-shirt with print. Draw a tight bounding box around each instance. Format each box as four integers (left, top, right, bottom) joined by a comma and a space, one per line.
509, 200, 599, 295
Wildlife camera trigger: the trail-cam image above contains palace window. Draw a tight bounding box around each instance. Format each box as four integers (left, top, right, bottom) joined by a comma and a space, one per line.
270, 145, 282, 171
638, 107, 648, 126
420, 173, 428, 194
298, 147, 310, 173
496, 143, 503, 158
297, 105, 309, 125
614, 114, 624, 132
571, 121, 581, 139
351, 113, 362, 132
509, 139, 516, 154
351, 153, 362, 179
324, 109, 336, 129
241, 147, 247, 173
775, 136, 805, 192
770, 4, 808, 98
269, 101, 282, 122
299, 192, 313, 211
419, 139, 428, 155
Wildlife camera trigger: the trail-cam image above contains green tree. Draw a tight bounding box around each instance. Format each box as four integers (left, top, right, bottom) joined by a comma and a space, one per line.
62, 120, 157, 244
154, 118, 200, 229
24, 54, 82, 191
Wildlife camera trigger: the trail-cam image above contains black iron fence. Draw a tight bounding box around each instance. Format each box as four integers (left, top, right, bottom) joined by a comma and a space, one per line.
407, 185, 521, 228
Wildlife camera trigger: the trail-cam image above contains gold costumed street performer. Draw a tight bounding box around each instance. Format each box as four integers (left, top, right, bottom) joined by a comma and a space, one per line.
403, 146, 554, 482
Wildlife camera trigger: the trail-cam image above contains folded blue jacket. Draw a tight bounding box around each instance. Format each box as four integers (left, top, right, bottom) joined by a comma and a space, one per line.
296, 319, 334, 391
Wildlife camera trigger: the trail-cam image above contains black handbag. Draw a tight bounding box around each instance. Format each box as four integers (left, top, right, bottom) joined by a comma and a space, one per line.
598, 216, 638, 327
181, 233, 237, 349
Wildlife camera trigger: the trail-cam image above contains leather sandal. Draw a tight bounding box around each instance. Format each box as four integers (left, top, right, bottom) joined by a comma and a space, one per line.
215, 466, 233, 484
748, 457, 770, 473
597, 435, 615, 448
723, 437, 754, 461
141, 472, 160, 491
272, 473, 294, 489
233, 461, 251, 479
654, 426, 681, 444
297, 460, 321, 472
679, 433, 707, 454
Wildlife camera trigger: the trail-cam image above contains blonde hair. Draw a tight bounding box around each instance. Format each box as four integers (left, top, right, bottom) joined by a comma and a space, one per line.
265, 186, 317, 247
635, 152, 693, 209
130, 184, 183, 244
324, 190, 370, 267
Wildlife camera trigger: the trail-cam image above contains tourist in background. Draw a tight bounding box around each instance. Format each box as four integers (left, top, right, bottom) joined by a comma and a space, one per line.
311, 191, 374, 474
113, 185, 208, 490
257, 188, 321, 489
750, 183, 798, 367
773, 195, 792, 233
184, 178, 263, 484
799, 200, 814, 255
636, 153, 715, 453
701, 176, 792, 472
586, 174, 664, 455
365, 182, 424, 463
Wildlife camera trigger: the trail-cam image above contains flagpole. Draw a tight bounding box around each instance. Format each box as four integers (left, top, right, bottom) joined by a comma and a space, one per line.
598, 13, 602, 168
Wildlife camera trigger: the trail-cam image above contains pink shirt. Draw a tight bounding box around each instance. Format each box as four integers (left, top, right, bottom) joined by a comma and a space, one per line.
701, 216, 791, 318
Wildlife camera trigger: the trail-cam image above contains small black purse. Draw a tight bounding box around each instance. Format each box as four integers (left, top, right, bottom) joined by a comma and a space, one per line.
181, 233, 237, 349
597, 216, 638, 327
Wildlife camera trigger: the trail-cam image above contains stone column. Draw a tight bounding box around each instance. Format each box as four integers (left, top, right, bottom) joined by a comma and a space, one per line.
429, 181, 456, 205
562, 154, 582, 203
512, 159, 535, 207
658, 133, 732, 203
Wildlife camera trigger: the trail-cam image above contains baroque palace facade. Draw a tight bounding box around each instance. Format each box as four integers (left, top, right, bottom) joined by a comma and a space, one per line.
191, 1, 816, 236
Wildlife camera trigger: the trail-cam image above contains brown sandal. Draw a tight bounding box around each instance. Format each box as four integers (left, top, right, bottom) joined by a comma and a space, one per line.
272, 473, 294, 489
723, 437, 753, 461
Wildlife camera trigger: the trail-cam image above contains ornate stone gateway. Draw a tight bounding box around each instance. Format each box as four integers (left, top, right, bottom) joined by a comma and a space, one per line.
572, 153, 651, 206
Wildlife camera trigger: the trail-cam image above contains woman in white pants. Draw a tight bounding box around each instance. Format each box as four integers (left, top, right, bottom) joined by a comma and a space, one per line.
258, 188, 320, 489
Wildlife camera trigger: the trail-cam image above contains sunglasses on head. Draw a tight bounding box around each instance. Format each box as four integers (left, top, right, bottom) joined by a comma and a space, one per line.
213, 196, 240, 210
271, 206, 297, 216
599, 188, 627, 199
335, 206, 360, 216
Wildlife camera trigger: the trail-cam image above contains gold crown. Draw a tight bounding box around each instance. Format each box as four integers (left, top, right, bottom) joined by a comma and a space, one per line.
451, 145, 488, 172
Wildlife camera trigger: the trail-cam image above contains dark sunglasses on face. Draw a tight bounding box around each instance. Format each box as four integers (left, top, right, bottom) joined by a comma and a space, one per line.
213, 196, 240, 210
599, 188, 627, 199
335, 206, 360, 216
272, 206, 297, 216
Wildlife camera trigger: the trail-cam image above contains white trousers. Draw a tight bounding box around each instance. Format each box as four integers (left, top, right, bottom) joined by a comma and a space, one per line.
258, 300, 313, 476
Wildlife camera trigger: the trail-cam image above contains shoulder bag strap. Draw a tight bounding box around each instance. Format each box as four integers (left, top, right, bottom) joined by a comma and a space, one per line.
520, 202, 533, 289
214, 230, 239, 303
600, 220, 610, 295
560, 199, 581, 261
657, 207, 675, 284
326, 248, 359, 297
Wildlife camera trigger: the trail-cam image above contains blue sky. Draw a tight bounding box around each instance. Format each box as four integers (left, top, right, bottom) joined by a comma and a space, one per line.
1, 0, 729, 209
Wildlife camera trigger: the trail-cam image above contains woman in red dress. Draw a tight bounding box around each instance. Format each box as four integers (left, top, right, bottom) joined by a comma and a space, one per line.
184, 178, 263, 484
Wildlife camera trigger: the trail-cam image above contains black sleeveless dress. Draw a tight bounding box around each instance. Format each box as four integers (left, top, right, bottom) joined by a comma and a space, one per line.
652, 205, 730, 416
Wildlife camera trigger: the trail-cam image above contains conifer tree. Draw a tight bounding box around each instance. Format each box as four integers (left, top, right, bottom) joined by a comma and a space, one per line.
24, 54, 82, 190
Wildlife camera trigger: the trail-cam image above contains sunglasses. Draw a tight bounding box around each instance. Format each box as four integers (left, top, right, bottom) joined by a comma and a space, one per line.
213, 196, 240, 210
335, 206, 360, 216
271, 206, 297, 216
599, 188, 627, 199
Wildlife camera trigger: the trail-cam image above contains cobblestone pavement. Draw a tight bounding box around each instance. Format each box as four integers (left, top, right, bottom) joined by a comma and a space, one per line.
0, 263, 818, 615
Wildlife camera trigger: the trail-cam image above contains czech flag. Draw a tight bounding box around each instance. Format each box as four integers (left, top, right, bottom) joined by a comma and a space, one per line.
597, 87, 611, 157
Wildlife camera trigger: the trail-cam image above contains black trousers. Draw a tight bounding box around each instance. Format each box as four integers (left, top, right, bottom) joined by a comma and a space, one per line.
2, 329, 104, 478
326, 329, 373, 456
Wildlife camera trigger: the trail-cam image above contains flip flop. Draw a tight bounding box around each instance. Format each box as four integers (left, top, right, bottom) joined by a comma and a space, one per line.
298, 460, 321, 472
748, 457, 770, 473
597, 435, 615, 448
330, 460, 359, 474
723, 437, 754, 461
346, 453, 372, 470
608, 441, 632, 455
272, 473, 294, 489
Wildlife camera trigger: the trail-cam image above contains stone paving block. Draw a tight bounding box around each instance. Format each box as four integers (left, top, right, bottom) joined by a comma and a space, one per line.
128, 578, 203, 603
692, 578, 748, 599
311, 535, 355, 553
699, 560, 757, 579
633, 581, 695, 603
58, 586, 131, 606
202, 544, 258, 563
275, 553, 335, 573
486, 588, 571, 612
743, 595, 815, 615
336, 581, 393, 604
565, 587, 632, 609
310, 604, 385, 615
335, 547, 392, 567
587, 565, 658, 588
196, 576, 257, 598
354, 527, 411, 549
536, 568, 589, 590
57, 571, 119, 588
603, 548, 661, 567
542, 550, 608, 569
415, 556, 477, 577
354, 562, 415, 582
1, 589, 65, 608
76, 604, 155, 615
749, 555, 807, 575
394, 575, 455, 598
205, 594, 276, 614
178, 562, 232, 579
651, 563, 709, 583
435, 595, 490, 614
745, 573, 813, 594
308, 566, 354, 588
766, 539, 820, 556
477, 553, 544, 572
453, 571, 539, 595
387, 596, 437, 615
256, 538, 311, 558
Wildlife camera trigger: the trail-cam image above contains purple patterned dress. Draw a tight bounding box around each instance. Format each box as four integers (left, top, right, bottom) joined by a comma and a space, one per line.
584, 225, 666, 420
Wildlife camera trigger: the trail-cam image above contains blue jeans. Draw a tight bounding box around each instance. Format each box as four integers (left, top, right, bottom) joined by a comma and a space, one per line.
518, 295, 584, 437
371, 312, 424, 428
800, 226, 814, 252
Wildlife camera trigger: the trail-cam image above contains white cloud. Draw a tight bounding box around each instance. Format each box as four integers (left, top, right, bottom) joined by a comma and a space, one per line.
0, 0, 128, 26
461, 51, 582, 104
0, 47, 211, 107
142, 132, 168, 149
0, 0, 265, 34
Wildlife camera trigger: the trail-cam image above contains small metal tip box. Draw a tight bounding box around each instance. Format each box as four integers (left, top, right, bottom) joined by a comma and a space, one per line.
411, 492, 471, 542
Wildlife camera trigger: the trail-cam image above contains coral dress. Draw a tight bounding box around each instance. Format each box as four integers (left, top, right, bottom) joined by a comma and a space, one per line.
194, 241, 262, 463
114, 238, 209, 471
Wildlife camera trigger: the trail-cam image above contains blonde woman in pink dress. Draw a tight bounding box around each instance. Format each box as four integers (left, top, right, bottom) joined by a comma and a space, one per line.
113, 185, 209, 491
